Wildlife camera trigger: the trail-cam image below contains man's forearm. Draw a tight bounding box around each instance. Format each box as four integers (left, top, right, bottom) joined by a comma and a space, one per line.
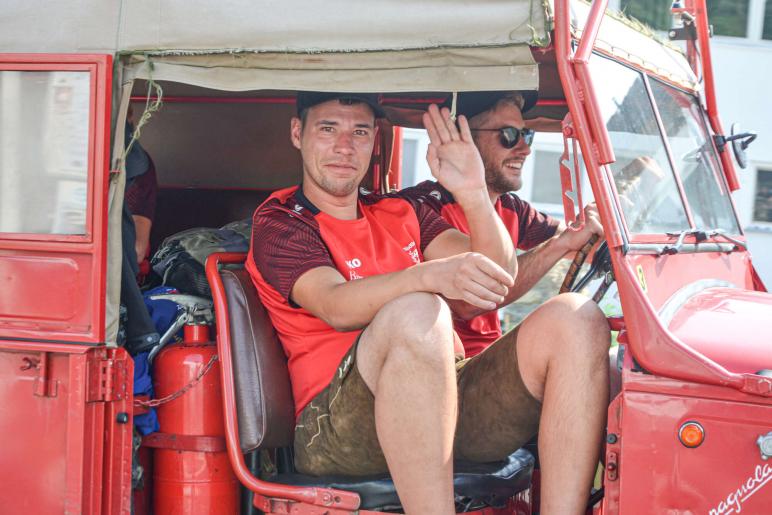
449, 232, 567, 321
299, 263, 435, 332
455, 189, 517, 278
505, 236, 568, 302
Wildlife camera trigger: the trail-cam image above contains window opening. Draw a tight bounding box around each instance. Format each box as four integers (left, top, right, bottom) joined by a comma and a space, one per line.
620, 0, 750, 37
708, 0, 751, 37
764, 0, 772, 39
754, 169, 772, 223
0, 70, 90, 235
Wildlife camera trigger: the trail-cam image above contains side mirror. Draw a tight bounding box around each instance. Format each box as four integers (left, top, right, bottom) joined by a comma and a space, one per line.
727, 123, 757, 169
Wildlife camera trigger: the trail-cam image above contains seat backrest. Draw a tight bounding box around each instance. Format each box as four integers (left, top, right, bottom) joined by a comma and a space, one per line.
220, 267, 295, 452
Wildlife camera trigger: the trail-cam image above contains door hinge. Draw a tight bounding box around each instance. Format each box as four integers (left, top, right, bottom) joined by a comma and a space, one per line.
88, 358, 128, 402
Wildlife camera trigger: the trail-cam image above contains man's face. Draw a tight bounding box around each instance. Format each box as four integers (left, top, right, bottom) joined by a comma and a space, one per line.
471, 102, 531, 195
290, 100, 376, 198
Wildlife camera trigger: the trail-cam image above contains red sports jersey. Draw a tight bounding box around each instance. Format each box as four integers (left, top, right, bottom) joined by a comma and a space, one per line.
247, 185, 451, 417
399, 181, 560, 357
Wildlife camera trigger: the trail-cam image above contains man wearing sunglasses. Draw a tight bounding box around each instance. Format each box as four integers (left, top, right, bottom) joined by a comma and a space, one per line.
401, 91, 603, 356
399, 91, 608, 512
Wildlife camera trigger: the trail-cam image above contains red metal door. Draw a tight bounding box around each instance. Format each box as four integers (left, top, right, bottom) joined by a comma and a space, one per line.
0, 54, 111, 344
0, 54, 132, 515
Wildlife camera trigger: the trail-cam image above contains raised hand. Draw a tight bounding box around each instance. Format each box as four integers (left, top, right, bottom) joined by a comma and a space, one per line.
423, 104, 486, 199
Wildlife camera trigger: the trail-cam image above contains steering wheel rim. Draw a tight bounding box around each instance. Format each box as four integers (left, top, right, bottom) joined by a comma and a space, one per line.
559, 234, 600, 294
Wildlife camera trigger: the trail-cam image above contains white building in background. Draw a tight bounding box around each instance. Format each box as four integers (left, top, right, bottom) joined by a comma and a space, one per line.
401, 0, 772, 286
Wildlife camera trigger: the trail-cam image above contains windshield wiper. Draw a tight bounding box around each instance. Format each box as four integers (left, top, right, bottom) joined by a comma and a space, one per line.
661, 228, 746, 255
705, 229, 747, 250
662, 229, 707, 254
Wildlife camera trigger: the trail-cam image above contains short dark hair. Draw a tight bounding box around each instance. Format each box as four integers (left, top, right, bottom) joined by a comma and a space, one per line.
299, 97, 372, 126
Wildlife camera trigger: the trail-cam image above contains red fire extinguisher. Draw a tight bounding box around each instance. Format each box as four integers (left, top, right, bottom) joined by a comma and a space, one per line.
150, 322, 239, 514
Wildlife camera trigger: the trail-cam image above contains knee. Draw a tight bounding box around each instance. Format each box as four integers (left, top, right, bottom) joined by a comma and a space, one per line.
375, 292, 454, 361
380, 292, 452, 331
538, 293, 610, 361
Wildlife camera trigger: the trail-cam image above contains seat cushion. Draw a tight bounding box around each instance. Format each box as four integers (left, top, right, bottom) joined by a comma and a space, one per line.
271, 448, 534, 511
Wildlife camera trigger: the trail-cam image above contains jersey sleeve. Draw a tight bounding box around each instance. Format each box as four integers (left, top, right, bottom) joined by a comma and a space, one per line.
398, 180, 445, 215
404, 196, 453, 253
508, 194, 561, 250
125, 159, 158, 220
251, 209, 335, 302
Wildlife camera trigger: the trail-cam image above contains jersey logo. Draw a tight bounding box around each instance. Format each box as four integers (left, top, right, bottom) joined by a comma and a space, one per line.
402, 241, 420, 263
293, 203, 304, 213
430, 190, 442, 201
346, 258, 364, 280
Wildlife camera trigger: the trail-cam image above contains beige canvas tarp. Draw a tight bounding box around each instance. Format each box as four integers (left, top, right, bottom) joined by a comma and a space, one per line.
1, 1, 548, 54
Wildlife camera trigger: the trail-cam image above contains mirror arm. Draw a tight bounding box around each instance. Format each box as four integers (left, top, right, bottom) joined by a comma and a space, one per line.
713, 132, 757, 153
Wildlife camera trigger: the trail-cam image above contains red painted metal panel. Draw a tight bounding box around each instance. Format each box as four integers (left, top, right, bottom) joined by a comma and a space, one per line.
0, 343, 133, 515
668, 288, 772, 374
0, 254, 83, 324
0, 54, 112, 344
625, 251, 753, 310
610, 389, 772, 513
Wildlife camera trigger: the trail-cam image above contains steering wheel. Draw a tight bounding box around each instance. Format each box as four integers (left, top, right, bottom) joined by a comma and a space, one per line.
559, 234, 614, 303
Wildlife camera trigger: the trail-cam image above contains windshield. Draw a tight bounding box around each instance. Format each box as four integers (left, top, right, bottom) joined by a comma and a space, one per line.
649, 79, 740, 233
589, 55, 741, 237
590, 56, 690, 234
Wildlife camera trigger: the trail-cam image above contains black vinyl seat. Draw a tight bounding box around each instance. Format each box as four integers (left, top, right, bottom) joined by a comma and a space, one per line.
220, 267, 534, 512
272, 449, 534, 511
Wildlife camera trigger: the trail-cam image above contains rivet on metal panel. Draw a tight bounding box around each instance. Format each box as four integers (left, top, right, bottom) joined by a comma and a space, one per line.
606, 452, 619, 481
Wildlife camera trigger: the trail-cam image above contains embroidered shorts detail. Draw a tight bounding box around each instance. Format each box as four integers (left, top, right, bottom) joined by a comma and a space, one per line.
293, 325, 541, 476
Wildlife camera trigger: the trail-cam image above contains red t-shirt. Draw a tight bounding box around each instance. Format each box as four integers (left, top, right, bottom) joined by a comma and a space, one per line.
399, 181, 560, 357
247, 185, 452, 417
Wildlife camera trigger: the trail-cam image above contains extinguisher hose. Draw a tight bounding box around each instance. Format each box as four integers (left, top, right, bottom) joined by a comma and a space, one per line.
135, 354, 219, 408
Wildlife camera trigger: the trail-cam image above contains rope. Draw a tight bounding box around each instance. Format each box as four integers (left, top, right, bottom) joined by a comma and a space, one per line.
135, 354, 219, 408
119, 57, 164, 171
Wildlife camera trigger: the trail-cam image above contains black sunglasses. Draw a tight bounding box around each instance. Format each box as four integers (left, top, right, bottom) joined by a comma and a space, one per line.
471, 126, 535, 148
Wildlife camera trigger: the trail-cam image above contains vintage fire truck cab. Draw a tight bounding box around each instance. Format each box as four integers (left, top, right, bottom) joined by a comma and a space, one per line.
1, 0, 770, 514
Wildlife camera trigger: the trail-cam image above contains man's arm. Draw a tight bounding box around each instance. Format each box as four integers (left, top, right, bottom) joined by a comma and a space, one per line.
506, 203, 602, 302
292, 248, 513, 332
450, 203, 603, 320
421, 105, 516, 278
132, 215, 152, 264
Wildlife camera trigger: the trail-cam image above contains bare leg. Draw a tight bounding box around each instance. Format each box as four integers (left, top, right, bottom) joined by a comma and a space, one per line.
516, 293, 610, 515
356, 292, 457, 515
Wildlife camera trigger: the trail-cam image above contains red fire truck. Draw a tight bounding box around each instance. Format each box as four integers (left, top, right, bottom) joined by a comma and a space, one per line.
1, 0, 770, 513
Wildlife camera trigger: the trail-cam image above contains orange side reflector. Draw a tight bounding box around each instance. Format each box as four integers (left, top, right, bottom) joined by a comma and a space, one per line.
679, 422, 705, 448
